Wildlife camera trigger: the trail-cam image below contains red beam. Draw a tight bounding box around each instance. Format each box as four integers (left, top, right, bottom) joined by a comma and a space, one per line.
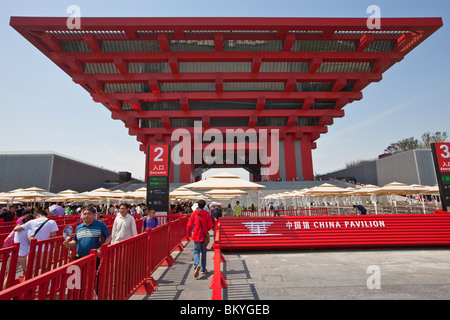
168, 56, 179, 73
287, 114, 297, 127
114, 56, 128, 74
130, 98, 142, 111
180, 97, 189, 111
309, 56, 322, 73
256, 96, 266, 110
215, 76, 223, 93
72, 72, 384, 84
129, 126, 328, 136
66, 57, 83, 74
357, 33, 374, 52
148, 78, 160, 93
73, 71, 382, 84
332, 77, 347, 92
93, 91, 362, 102
302, 97, 315, 111
11, 17, 442, 34
252, 56, 262, 73
215, 33, 223, 52
285, 76, 297, 92
111, 109, 344, 120
157, 33, 170, 52
83, 33, 101, 52
50, 51, 405, 64
42, 33, 61, 52
249, 114, 257, 127
283, 33, 296, 52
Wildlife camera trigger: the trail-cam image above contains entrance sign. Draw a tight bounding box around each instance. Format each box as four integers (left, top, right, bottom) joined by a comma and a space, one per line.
218, 215, 450, 250
147, 145, 170, 214
431, 142, 450, 211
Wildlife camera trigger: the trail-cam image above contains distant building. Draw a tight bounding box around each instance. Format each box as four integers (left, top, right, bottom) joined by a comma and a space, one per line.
0, 152, 134, 192
321, 149, 437, 186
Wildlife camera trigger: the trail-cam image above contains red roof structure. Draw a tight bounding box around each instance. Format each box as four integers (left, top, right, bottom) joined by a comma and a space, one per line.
10, 17, 442, 183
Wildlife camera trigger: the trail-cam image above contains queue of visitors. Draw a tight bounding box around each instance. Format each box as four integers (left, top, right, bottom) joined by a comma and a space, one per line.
1, 198, 245, 283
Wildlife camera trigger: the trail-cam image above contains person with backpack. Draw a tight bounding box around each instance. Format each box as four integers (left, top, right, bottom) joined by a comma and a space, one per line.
186, 200, 214, 278
142, 208, 159, 232
13, 210, 58, 241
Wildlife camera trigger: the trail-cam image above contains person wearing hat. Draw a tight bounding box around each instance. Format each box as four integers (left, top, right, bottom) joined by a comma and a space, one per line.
186, 199, 214, 278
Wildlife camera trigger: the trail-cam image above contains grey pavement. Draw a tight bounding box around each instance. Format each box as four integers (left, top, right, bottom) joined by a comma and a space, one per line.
130, 234, 450, 300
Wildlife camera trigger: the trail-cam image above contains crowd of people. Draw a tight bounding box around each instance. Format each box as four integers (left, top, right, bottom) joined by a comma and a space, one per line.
1, 198, 249, 283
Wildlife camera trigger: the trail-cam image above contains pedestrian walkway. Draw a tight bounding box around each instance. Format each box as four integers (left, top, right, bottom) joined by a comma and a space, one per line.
130, 236, 450, 300
129, 235, 214, 300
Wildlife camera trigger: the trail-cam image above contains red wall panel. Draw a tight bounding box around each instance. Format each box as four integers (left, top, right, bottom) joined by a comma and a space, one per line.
218, 214, 450, 250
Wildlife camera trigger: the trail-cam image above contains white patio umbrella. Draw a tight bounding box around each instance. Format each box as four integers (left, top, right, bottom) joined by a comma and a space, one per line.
183, 171, 265, 190
183, 171, 265, 216
303, 183, 348, 212
408, 184, 434, 214
205, 189, 248, 197
170, 187, 202, 200
424, 185, 439, 195
372, 182, 421, 213
5, 188, 62, 206
348, 184, 381, 214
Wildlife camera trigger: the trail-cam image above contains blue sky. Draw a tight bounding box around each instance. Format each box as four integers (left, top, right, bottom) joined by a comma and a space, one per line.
0, 0, 449, 181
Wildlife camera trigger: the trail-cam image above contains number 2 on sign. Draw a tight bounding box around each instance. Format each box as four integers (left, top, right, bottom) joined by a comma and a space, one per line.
154, 147, 164, 161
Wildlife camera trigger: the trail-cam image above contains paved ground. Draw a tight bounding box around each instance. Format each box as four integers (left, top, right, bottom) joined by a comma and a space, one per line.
130, 234, 450, 301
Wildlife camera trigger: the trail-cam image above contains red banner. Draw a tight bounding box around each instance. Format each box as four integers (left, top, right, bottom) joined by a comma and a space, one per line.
218, 214, 450, 250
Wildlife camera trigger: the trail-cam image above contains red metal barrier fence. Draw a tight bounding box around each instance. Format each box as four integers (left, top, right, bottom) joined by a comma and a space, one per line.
0, 214, 190, 300
25, 237, 77, 280
0, 250, 98, 300
218, 214, 450, 250
97, 214, 189, 300
241, 208, 328, 217
0, 243, 20, 289
210, 221, 227, 300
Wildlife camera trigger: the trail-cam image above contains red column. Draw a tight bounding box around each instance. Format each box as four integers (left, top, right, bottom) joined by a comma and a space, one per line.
301, 133, 314, 180
179, 137, 194, 183
162, 134, 175, 183
265, 131, 280, 181
284, 133, 297, 181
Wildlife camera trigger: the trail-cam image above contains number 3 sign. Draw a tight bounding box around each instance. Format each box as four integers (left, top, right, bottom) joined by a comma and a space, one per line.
148, 145, 169, 176
434, 143, 450, 173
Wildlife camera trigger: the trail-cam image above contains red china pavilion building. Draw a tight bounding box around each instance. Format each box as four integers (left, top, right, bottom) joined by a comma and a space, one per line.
10, 17, 442, 183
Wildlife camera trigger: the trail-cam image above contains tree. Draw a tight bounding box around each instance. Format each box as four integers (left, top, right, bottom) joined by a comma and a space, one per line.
397, 137, 419, 152
384, 131, 448, 155
384, 137, 418, 154
421, 131, 448, 148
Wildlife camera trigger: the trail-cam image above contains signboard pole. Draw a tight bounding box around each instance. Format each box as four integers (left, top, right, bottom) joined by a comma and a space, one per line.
146, 145, 171, 215
431, 142, 450, 212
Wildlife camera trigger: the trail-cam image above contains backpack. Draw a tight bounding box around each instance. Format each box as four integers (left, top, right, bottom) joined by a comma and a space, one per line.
2, 232, 14, 249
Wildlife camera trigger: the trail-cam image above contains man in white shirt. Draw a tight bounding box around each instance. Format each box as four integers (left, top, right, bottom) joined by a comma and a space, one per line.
111, 203, 137, 244
14, 210, 58, 240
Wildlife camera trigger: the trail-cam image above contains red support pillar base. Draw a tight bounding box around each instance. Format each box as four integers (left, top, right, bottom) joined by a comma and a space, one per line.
172, 243, 185, 252
161, 255, 175, 266
134, 277, 158, 295
209, 272, 228, 290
